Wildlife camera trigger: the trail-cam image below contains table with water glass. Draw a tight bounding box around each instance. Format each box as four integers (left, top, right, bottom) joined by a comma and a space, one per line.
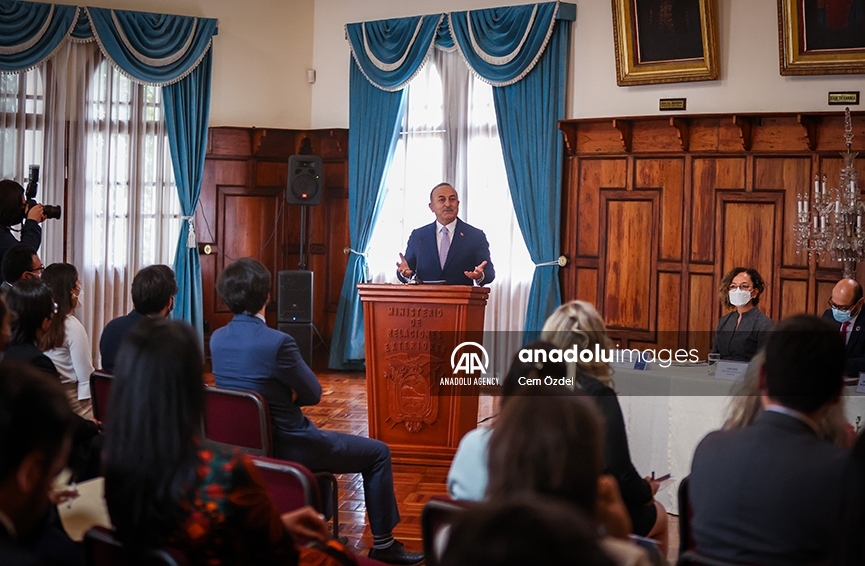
610, 363, 865, 514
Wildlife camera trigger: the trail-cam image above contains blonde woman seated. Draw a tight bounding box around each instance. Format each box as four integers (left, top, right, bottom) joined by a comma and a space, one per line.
724, 350, 855, 448
541, 300, 668, 555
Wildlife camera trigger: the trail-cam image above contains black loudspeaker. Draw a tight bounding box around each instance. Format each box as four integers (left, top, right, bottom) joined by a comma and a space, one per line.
286, 155, 323, 205
278, 322, 313, 367
278, 270, 313, 323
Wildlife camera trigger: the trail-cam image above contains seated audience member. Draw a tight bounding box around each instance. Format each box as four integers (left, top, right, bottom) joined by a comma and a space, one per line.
712, 266, 773, 361
724, 350, 855, 448
98, 264, 176, 372
0, 244, 42, 294
440, 496, 616, 566
42, 263, 93, 419
821, 277, 865, 376
486, 391, 653, 566
210, 258, 423, 565
0, 360, 79, 566
689, 314, 848, 566
447, 341, 566, 501
541, 300, 668, 554
103, 317, 348, 565
6, 279, 100, 482
835, 432, 865, 566
4, 280, 58, 375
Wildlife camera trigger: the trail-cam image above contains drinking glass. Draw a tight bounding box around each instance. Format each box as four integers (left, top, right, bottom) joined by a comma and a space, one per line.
707, 352, 721, 376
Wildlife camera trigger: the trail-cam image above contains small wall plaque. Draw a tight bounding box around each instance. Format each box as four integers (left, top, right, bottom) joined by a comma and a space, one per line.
659, 98, 686, 111
829, 92, 859, 105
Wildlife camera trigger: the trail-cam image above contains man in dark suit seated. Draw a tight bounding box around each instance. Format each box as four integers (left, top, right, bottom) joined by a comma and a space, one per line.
210, 258, 423, 565
821, 277, 865, 376
396, 183, 494, 285
0, 244, 43, 295
98, 265, 176, 372
688, 314, 848, 566
0, 361, 79, 566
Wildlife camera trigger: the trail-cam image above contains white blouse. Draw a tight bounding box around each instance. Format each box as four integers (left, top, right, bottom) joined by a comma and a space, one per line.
44, 314, 94, 401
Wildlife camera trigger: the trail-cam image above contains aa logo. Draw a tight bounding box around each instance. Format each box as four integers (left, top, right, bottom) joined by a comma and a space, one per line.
450, 342, 489, 375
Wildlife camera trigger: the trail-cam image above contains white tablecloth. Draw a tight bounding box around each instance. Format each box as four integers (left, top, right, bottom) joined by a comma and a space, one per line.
610, 364, 865, 514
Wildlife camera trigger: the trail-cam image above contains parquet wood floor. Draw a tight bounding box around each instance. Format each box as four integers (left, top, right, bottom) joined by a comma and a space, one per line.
311, 372, 679, 563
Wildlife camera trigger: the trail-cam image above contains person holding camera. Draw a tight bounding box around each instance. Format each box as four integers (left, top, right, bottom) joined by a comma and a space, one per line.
0, 179, 45, 268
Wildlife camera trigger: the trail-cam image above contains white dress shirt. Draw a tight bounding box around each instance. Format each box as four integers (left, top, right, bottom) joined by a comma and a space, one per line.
44, 315, 94, 401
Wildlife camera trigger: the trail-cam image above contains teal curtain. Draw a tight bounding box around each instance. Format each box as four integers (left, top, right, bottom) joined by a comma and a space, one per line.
329, 16, 438, 369
0, 0, 78, 71
332, 2, 574, 365
449, 2, 573, 338
163, 51, 212, 336
0, 1, 217, 334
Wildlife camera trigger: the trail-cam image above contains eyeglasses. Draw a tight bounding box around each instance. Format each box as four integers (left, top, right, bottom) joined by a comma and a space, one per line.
828, 298, 857, 311
728, 284, 753, 291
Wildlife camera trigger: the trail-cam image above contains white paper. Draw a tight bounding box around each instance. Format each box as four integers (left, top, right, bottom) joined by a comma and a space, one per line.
714, 360, 749, 381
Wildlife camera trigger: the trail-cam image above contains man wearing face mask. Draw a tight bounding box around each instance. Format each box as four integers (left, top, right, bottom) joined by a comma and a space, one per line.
821, 278, 865, 376
711, 267, 774, 361
0, 180, 44, 270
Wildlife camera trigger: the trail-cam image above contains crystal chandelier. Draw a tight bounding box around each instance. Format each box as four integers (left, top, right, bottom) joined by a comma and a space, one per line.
795, 108, 862, 278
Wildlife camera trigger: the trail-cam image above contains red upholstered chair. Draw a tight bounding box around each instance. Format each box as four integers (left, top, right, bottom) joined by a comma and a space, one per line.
83, 525, 189, 566
202, 386, 273, 456
250, 455, 322, 513
89, 370, 114, 423
421, 497, 470, 566
203, 387, 341, 539
249, 455, 339, 538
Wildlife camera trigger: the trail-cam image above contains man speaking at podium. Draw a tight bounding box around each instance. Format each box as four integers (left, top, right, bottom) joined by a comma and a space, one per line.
396, 183, 494, 286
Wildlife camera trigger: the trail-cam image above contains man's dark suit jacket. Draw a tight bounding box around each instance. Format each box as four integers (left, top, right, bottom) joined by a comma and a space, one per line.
689, 410, 847, 566
821, 308, 865, 376
210, 314, 327, 459
397, 218, 494, 285
0, 220, 41, 269
98, 309, 146, 372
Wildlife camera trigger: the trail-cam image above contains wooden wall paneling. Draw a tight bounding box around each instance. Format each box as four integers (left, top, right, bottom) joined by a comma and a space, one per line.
717, 193, 783, 319
600, 191, 658, 337
577, 159, 627, 258
635, 158, 685, 261
688, 274, 716, 355
780, 278, 808, 319
561, 157, 580, 296
753, 156, 811, 269
559, 113, 865, 352
575, 268, 598, 306
657, 271, 682, 350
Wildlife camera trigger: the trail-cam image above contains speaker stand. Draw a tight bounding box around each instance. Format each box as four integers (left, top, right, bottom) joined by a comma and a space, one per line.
298, 204, 309, 270
312, 323, 330, 355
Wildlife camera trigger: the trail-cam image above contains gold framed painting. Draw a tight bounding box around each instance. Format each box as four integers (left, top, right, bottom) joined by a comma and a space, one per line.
778, 0, 865, 75
611, 0, 720, 86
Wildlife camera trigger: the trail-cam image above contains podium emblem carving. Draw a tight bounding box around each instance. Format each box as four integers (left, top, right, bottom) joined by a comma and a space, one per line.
383, 353, 441, 433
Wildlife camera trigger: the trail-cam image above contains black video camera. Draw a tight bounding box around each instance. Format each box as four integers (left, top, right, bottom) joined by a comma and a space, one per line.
26, 165, 61, 220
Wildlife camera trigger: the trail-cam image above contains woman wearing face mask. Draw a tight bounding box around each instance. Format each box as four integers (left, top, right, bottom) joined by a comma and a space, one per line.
41, 263, 94, 419
712, 267, 774, 361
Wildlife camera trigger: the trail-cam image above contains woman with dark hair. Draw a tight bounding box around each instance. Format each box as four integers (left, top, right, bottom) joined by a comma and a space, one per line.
102, 317, 337, 564
712, 266, 774, 361
4, 278, 57, 375
486, 392, 651, 566
41, 263, 93, 418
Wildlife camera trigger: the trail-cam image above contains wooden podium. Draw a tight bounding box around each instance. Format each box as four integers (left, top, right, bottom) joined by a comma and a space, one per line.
358, 283, 490, 466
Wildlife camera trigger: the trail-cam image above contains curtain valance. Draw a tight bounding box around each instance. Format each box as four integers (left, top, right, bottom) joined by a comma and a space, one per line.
345, 1, 574, 91
0, 1, 78, 72
346, 14, 442, 92
0, 0, 217, 85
